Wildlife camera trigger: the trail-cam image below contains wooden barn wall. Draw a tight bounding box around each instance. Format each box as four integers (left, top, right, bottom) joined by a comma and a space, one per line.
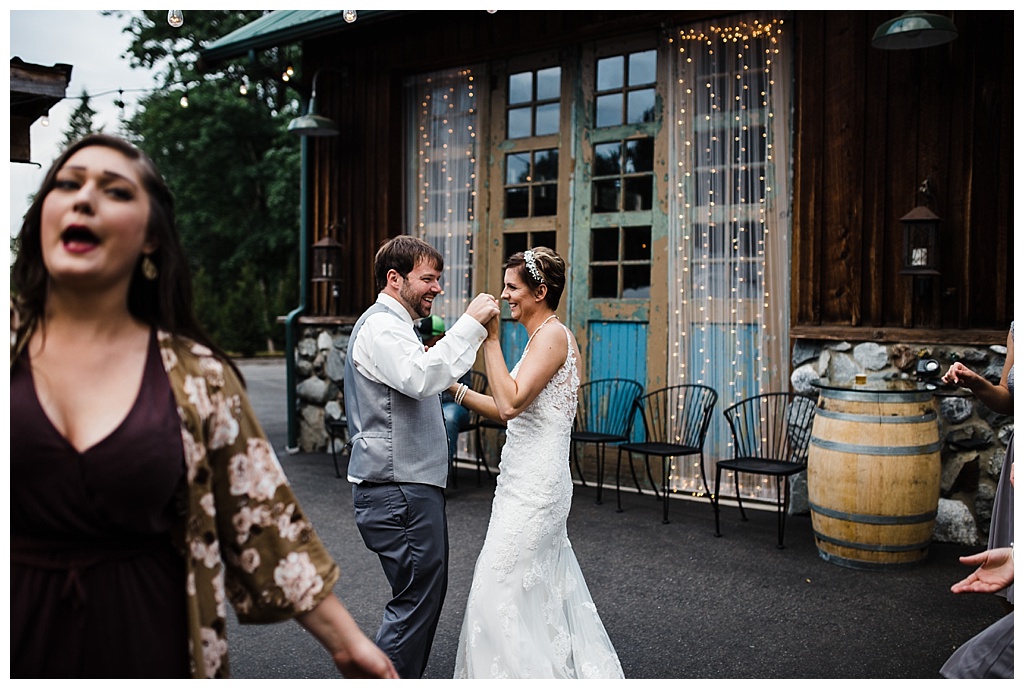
300, 10, 1012, 340
790, 11, 1013, 344
301, 9, 712, 318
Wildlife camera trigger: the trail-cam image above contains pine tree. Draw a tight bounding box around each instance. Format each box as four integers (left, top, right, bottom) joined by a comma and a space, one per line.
61, 90, 101, 148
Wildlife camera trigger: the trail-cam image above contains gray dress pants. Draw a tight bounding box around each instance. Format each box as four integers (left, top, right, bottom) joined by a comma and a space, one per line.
353, 481, 448, 679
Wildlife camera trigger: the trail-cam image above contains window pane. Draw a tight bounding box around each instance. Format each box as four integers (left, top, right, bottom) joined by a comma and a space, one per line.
504, 232, 528, 259
535, 102, 560, 136
508, 107, 532, 138
593, 179, 620, 213
533, 184, 558, 216
628, 50, 657, 86
509, 72, 532, 104
623, 226, 651, 260
591, 227, 619, 262
624, 176, 653, 211
596, 55, 624, 91
533, 230, 557, 250
622, 265, 651, 298
624, 138, 654, 173
533, 149, 559, 181
591, 266, 618, 298
536, 66, 560, 100
506, 153, 530, 184
505, 188, 529, 218
627, 88, 656, 124
594, 142, 621, 175
596, 93, 622, 128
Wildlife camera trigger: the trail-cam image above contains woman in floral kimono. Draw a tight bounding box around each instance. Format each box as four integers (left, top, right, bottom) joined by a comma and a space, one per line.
9, 134, 397, 679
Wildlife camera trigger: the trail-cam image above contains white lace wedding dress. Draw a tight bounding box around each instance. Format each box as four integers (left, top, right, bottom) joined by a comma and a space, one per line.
453, 324, 624, 679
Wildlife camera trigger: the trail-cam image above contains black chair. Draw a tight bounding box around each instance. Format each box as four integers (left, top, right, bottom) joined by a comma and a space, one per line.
325, 414, 348, 479
572, 378, 644, 504
615, 384, 718, 524
716, 392, 817, 548
450, 370, 492, 487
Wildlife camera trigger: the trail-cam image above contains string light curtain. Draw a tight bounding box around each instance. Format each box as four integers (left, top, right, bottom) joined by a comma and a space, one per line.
667, 14, 793, 503
404, 67, 481, 326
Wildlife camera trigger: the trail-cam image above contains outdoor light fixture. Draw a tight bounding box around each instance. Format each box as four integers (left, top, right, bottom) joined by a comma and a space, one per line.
312, 235, 344, 283
871, 11, 957, 50
287, 68, 341, 137
900, 178, 941, 277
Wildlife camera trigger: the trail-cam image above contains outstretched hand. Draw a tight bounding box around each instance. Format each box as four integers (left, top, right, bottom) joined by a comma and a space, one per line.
950, 547, 1014, 595
941, 361, 982, 391
465, 292, 500, 327
331, 635, 400, 679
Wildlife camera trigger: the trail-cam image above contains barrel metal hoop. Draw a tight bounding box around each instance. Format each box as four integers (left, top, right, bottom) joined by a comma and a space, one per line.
809, 501, 937, 524
813, 408, 937, 425
815, 550, 927, 571
809, 437, 941, 455
820, 388, 934, 404
812, 529, 933, 552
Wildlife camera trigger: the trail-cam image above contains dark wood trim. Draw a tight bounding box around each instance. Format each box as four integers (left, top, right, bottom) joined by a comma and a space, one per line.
789, 325, 1007, 346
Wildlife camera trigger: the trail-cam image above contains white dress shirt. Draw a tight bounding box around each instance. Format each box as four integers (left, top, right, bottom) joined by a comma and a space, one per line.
350, 293, 487, 400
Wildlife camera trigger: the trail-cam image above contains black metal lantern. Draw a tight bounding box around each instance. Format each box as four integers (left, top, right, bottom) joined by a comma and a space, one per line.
312, 236, 344, 282
899, 205, 940, 276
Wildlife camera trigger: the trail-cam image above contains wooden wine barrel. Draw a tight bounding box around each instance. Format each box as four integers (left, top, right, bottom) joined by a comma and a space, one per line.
807, 384, 941, 570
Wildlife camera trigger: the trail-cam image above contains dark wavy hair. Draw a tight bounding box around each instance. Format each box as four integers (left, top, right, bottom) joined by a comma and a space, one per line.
10, 133, 237, 376
373, 235, 444, 292
504, 246, 566, 310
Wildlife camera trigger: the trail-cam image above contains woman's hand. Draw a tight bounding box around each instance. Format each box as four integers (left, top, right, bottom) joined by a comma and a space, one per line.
484, 309, 501, 340
941, 361, 982, 391
950, 547, 1014, 594
296, 594, 399, 678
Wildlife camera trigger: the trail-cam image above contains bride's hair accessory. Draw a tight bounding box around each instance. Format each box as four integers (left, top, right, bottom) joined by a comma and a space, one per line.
523, 250, 544, 284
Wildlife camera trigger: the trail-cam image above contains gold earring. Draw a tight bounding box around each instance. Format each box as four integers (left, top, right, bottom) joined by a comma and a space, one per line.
141, 255, 159, 280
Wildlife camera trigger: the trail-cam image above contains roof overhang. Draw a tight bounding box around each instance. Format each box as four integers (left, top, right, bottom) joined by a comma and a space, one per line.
10, 58, 73, 164
198, 9, 405, 69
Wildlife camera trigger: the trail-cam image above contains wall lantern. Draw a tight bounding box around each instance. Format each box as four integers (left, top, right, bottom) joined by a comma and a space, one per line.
899, 179, 941, 276
312, 235, 345, 283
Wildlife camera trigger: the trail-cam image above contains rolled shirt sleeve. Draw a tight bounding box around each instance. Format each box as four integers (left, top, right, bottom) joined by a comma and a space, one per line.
351, 294, 487, 399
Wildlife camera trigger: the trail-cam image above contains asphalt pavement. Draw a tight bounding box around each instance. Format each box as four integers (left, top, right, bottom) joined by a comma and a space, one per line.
227, 358, 1012, 681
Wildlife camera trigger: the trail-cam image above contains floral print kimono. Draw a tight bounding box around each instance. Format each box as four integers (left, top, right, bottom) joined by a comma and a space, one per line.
160, 332, 339, 678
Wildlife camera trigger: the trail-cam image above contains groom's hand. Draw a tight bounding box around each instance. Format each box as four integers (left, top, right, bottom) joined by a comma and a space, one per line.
465, 292, 500, 326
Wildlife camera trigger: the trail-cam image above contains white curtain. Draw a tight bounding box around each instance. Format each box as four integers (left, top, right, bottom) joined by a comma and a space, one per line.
667, 14, 793, 501
404, 66, 480, 326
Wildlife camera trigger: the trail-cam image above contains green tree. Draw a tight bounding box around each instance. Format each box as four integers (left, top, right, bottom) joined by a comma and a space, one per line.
108, 10, 304, 354
221, 263, 270, 357
61, 90, 101, 147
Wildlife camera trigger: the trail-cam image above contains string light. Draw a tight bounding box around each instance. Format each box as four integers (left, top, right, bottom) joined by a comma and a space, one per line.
343, 10, 357, 23
167, 10, 184, 28
668, 16, 786, 500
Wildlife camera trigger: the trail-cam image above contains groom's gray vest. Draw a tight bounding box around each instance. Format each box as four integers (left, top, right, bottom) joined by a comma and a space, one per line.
344, 301, 449, 488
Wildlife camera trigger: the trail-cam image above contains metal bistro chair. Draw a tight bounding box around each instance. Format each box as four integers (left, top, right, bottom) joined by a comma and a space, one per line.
572, 378, 644, 504
615, 384, 718, 524
451, 370, 494, 487
325, 413, 349, 479
716, 392, 817, 548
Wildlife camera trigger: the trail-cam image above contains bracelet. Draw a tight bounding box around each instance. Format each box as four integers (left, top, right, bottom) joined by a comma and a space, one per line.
454, 383, 469, 405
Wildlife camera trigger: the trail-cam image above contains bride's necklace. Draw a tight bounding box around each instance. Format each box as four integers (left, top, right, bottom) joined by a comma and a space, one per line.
525, 314, 558, 350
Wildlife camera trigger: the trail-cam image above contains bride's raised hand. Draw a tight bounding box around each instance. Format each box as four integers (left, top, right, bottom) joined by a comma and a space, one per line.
484, 310, 501, 340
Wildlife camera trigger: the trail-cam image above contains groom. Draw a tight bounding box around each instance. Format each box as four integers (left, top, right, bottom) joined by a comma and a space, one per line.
344, 235, 498, 678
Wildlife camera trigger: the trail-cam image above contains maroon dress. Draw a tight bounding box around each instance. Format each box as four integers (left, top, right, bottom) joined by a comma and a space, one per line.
10, 329, 190, 678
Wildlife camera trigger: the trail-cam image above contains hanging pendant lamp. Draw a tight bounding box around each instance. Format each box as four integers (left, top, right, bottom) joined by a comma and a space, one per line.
871, 11, 958, 50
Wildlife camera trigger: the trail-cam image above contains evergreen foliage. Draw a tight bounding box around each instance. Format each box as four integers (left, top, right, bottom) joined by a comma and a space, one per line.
105, 10, 304, 354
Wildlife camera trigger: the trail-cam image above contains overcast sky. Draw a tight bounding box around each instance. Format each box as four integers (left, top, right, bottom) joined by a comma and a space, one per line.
7, 10, 157, 241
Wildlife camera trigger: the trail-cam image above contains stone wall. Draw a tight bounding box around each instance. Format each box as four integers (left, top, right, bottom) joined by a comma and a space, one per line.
789, 338, 1011, 546
294, 324, 353, 453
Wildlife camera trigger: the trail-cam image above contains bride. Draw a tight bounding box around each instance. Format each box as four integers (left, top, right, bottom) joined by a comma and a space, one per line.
448, 247, 624, 679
